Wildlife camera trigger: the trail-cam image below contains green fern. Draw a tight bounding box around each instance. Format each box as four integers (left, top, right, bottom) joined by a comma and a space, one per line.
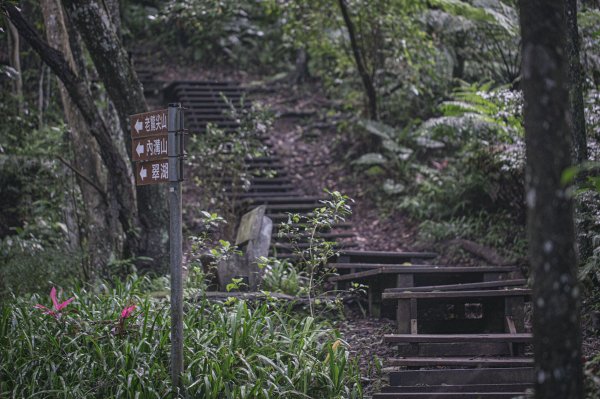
416, 81, 523, 144
428, 0, 518, 34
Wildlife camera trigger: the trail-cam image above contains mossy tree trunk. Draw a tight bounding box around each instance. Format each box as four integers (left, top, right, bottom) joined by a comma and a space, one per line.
40, 0, 120, 280
519, 1, 583, 398
5, 17, 23, 115
62, 0, 168, 270
2, 3, 140, 261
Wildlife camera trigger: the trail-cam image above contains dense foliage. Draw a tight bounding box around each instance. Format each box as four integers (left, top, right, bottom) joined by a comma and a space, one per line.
0, 276, 362, 398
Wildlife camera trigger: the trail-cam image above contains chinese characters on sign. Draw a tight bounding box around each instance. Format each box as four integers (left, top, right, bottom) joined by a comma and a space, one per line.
130, 107, 184, 186
130, 108, 170, 186
132, 136, 168, 162
135, 159, 169, 185
130, 109, 168, 137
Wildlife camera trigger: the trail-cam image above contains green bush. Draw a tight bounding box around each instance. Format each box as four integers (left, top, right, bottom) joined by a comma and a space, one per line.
0, 275, 363, 398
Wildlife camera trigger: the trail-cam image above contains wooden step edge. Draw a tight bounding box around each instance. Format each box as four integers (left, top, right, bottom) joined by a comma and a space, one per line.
243, 196, 329, 204
379, 383, 534, 394
383, 333, 533, 344
265, 204, 324, 210
327, 265, 521, 283
338, 250, 438, 258
384, 279, 527, 293
372, 393, 528, 398
331, 263, 521, 272
387, 356, 533, 367
382, 288, 532, 300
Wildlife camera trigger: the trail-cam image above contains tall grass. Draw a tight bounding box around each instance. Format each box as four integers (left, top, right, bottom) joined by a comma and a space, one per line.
0, 275, 362, 398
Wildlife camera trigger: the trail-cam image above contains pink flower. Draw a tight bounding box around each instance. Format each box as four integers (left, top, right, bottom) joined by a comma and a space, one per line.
34, 287, 74, 318
120, 305, 136, 320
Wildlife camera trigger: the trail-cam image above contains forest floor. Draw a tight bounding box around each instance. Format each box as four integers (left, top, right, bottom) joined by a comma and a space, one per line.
166, 66, 600, 392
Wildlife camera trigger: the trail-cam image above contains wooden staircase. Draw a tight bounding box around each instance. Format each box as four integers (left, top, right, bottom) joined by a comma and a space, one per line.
156, 79, 533, 398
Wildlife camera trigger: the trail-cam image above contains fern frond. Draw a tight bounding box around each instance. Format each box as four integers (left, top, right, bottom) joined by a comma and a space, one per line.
428, 0, 518, 34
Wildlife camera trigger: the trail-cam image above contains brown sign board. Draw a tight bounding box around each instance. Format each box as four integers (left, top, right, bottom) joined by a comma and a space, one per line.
130, 109, 168, 138
132, 134, 168, 162
135, 159, 169, 185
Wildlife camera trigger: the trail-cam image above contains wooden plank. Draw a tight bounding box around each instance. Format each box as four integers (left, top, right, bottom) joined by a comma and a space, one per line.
243, 196, 328, 204
328, 267, 477, 282
380, 384, 533, 393
385, 279, 527, 293
397, 299, 411, 334
394, 342, 516, 357
505, 296, 526, 332
328, 264, 519, 274
387, 356, 533, 367
382, 289, 531, 300
388, 367, 534, 386
338, 250, 437, 258
266, 203, 322, 211
372, 393, 526, 399
383, 333, 533, 344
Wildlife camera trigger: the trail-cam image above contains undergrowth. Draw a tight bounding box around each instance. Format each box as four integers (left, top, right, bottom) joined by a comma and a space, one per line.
0, 275, 363, 398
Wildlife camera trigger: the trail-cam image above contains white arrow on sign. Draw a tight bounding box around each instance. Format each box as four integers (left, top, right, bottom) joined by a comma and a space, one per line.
136, 143, 144, 156
134, 119, 143, 134
139, 166, 147, 180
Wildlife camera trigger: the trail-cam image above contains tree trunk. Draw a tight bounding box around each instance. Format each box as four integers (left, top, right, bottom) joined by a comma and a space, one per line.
6, 17, 23, 115
565, 0, 588, 165
2, 4, 139, 259
40, 0, 121, 279
103, 0, 122, 38
337, 0, 378, 120
565, 0, 593, 262
290, 48, 309, 84
62, 0, 168, 270
37, 65, 46, 127
519, 1, 583, 398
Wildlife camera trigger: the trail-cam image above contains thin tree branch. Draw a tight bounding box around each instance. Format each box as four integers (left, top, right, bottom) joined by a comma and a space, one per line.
55, 154, 108, 202
337, 0, 378, 120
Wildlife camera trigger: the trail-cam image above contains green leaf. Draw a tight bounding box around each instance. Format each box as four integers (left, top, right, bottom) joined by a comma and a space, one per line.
561, 166, 579, 186
382, 180, 406, 195
357, 119, 396, 140
415, 137, 445, 149
352, 153, 387, 165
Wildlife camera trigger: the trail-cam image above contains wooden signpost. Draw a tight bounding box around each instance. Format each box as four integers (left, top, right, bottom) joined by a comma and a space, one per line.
130, 104, 185, 389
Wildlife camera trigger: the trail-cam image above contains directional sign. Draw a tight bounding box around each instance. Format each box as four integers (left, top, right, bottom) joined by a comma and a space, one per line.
132, 134, 168, 162
130, 109, 168, 138
135, 159, 169, 185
